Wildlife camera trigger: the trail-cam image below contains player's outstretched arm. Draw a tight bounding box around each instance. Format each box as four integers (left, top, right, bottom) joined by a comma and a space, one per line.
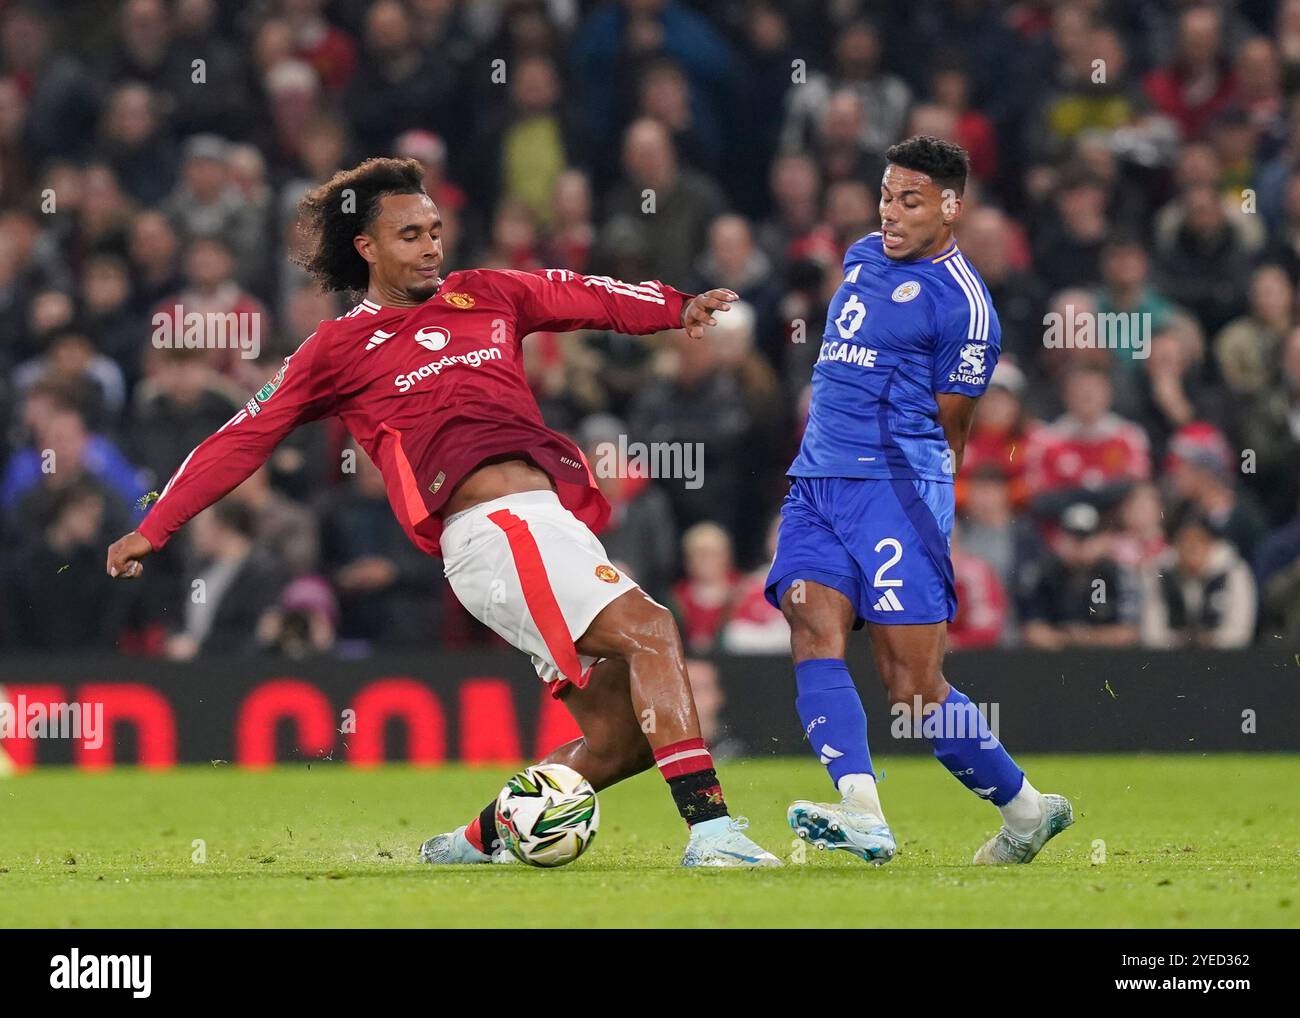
105, 331, 340, 579
503, 269, 736, 338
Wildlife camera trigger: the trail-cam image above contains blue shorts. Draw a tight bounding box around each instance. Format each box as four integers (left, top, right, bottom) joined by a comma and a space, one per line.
764, 476, 957, 626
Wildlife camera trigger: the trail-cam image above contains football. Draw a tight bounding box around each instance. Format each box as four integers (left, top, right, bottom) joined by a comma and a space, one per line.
494, 763, 600, 868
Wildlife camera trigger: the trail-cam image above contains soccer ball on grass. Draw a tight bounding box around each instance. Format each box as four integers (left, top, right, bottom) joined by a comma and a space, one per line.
495, 763, 599, 868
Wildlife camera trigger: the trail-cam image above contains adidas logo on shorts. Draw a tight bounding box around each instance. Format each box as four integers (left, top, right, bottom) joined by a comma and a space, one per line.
872, 589, 904, 612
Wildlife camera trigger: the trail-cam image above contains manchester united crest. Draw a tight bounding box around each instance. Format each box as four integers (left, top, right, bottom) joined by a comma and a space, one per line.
441, 291, 475, 309
594, 564, 620, 583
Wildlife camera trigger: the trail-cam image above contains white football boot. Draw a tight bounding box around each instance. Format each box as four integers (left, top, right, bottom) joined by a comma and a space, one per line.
419, 824, 516, 864
972, 793, 1074, 864
681, 816, 782, 868
787, 799, 897, 864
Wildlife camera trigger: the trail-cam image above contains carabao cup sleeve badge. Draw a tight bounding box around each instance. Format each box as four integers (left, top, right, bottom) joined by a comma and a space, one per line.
255, 363, 288, 403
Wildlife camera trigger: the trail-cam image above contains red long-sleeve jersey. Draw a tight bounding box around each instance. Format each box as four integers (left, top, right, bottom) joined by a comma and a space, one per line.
137, 268, 692, 557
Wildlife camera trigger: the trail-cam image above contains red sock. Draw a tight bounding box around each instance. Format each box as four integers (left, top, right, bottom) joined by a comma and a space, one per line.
654, 738, 728, 825
464, 815, 485, 853
653, 737, 713, 779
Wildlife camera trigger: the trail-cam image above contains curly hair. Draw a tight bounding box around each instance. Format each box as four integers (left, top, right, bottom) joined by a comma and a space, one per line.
294, 157, 427, 292
885, 135, 970, 196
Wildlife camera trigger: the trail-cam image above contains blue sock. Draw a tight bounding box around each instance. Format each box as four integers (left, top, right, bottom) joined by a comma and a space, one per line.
925, 686, 1024, 806
794, 658, 873, 786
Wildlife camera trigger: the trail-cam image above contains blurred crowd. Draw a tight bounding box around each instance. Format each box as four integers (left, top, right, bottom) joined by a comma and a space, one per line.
1, 0, 1299, 660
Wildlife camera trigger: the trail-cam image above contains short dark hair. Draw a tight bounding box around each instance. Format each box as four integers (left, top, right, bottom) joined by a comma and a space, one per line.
885, 135, 969, 196
295, 157, 427, 293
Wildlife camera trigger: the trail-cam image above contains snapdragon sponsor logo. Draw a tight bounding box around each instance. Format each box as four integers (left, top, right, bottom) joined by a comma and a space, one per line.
151, 305, 261, 359
1042, 306, 1150, 359
0, 695, 103, 749
395, 346, 503, 392
50, 949, 151, 998
592, 434, 704, 490
889, 695, 1000, 749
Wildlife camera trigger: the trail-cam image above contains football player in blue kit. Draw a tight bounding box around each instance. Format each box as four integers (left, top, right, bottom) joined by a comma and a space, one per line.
766, 136, 1073, 865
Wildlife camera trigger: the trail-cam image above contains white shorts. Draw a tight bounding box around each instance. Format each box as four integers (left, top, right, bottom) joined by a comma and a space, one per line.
440, 490, 640, 691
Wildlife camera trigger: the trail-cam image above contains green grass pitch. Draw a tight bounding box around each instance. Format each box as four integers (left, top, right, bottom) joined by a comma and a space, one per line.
0, 755, 1295, 928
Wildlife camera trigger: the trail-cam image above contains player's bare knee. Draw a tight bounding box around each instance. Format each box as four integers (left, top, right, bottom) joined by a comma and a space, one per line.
615, 597, 682, 661
786, 610, 845, 662
883, 667, 946, 709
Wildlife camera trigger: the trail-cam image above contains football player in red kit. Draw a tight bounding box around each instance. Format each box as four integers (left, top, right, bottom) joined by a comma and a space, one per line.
106, 158, 779, 867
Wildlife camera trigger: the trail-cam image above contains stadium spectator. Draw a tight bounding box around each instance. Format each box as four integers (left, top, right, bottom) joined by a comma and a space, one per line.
282, 0, 357, 93
1236, 325, 1300, 520
10, 326, 126, 433
811, 88, 886, 191
165, 498, 287, 659
546, 168, 595, 273
1020, 502, 1142, 650
956, 361, 1038, 513
343, 0, 460, 158
230, 464, 319, 578
98, 82, 178, 206
1094, 237, 1177, 374
683, 657, 745, 758
949, 534, 1009, 650
1255, 495, 1300, 642
1140, 508, 1258, 648
127, 345, 241, 493
1214, 263, 1294, 396
1110, 480, 1170, 574
1155, 182, 1254, 334
1025, 363, 1152, 516
670, 521, 742, 653
720, 515, 790, 655
1143, 5, 1238, 140
570, 0, 736, 188
602, 117, 725, 286
161, 136, 264, 283
779, 20, 910, 159
1031, 171, 1110, 292
928, 58, 998, 183
756, 152, 828, 275
1133, 313, 1232, 462
689, 214, 782, 363
1, 478, 136, 650
958, 208, 1045, 367
0, 5, 99, 165
79, 253, 148, 389
151, 236, 270, 378
2, 384, 147, 534
577, 413, 678, 603
628, 317, 751, 542
126, 211, 183, 317
957, 463, 1048, 646
1164, 421, 1271, 563
318, 441, 442, 651
257, 573, 338, 657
